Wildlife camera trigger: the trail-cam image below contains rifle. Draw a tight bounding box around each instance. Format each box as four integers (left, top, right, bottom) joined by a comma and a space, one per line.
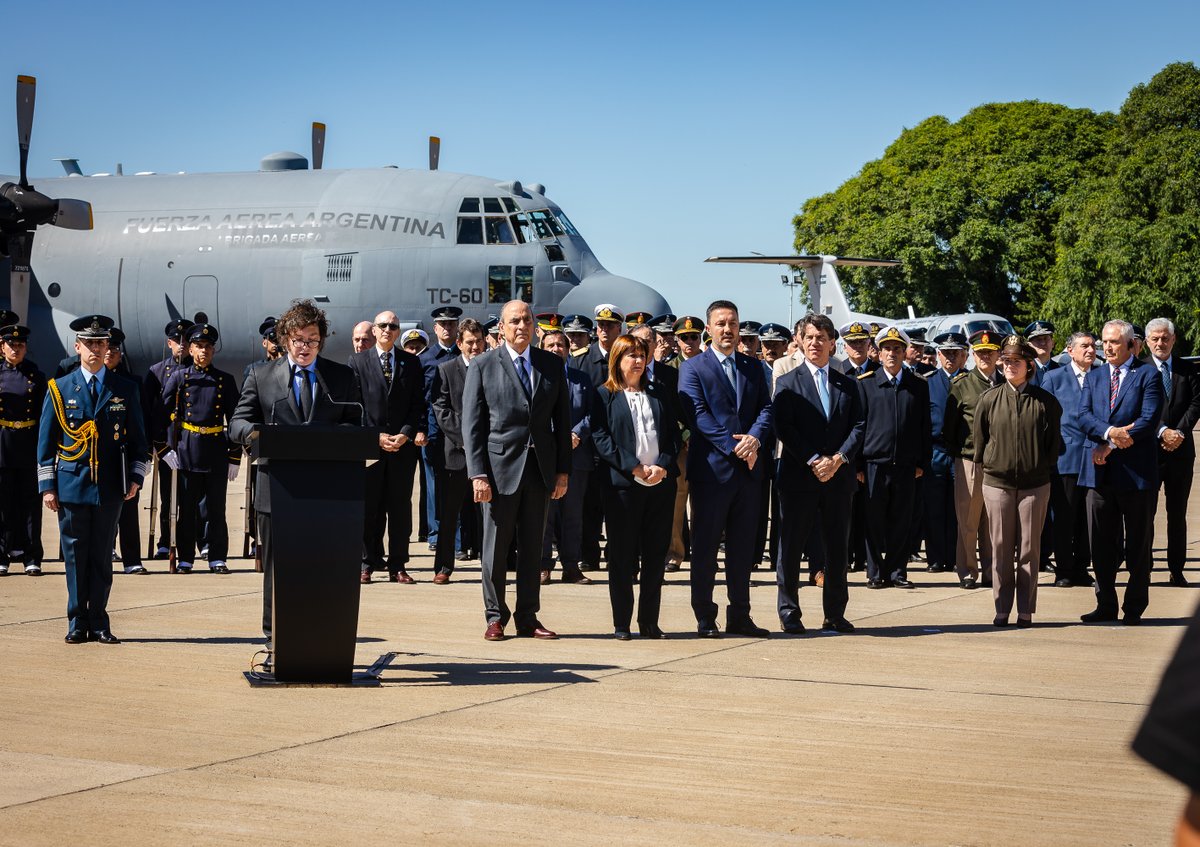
167, 380, 181, 573
146, 453, 159, 560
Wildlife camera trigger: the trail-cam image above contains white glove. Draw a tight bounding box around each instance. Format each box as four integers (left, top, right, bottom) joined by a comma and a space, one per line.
163, 450, 181, 471
227, 463, 239, 482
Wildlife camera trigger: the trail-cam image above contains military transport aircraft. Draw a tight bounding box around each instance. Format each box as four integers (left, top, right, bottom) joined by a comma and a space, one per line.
0, 75, 669, 373
705, 254, 1015, 341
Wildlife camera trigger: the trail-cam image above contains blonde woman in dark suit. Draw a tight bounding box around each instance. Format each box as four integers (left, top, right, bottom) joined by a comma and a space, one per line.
590, 335, 681, 640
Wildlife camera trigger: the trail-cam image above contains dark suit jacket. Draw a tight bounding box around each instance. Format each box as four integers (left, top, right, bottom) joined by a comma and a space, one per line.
859, 367, 932, 471
1042, 364, 1090, 477
1156, 354, 1200, 463
348, 346, 425, 439
461, 344, 571, 495
570, 344, 609, 388
677, 347, 773, 485
1077, 357, 1163, 491
229, 356, 364, 512
563, 366, 595, 472
590, 382, 680, 488
772, 362, 864, 492
419, 343, 459, 442
432, 356, 468, 471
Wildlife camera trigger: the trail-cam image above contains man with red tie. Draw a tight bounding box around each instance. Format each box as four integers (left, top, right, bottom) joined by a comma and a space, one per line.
1077, 319, 1164, 624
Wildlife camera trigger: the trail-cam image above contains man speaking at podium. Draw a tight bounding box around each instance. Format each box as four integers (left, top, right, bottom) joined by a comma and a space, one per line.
231, 299, 363, 649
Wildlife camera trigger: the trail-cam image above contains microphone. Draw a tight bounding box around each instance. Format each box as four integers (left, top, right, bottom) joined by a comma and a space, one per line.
269, 397, 286, 426
323, 394, 366, 427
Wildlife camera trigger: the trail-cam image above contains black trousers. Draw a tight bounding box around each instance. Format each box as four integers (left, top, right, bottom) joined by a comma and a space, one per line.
922, 463, 957, 569
542, 467, 589, 571
60, 498, 122, 634
116, 488, 142, 569
848, 478, 868, 569
157, 458, 206, 552
750, 474, 771, 566
1159, 455, 1193, 577
777, 470, 855, 623
0, 467, 42, 564
362, 444, 418, 572
480, 460, 550, 629
864, 463, 918, 582
1049, 472, 1090, 582
177, 468, 228, 564
258, 512, 274, 638
580, 468, 605, 566
433, 466, 471, 574
689, 473, 763, 628
1087, 485, 1156, 617
603, 478, 675, 632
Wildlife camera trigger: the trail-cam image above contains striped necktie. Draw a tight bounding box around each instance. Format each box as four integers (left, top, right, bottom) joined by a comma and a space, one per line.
1109, 365, 1120, 411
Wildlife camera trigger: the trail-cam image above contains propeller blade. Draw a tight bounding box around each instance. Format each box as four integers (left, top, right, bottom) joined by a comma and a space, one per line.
312, 122, 325, 170
6, 232, 32, 331
16, 76, 35, 188
429, 136, 440, 171
52, 198, 94, 230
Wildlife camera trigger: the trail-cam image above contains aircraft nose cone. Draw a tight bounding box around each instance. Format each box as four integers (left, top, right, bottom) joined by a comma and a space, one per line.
557, 271, 670, 318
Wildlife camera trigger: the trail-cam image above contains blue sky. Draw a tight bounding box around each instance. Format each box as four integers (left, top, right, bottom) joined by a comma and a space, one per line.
6, 0, 1199, 324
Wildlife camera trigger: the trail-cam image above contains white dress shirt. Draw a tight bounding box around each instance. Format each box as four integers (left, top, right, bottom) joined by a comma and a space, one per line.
623, 389, 661, 485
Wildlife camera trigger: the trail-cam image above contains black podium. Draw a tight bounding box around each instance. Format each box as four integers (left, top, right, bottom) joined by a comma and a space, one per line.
247, 424, 378, 685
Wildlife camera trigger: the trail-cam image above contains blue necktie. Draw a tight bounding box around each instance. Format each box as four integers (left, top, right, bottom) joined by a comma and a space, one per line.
1161, 361, 1172, 400
516, 355, 532, 397
816, 367, 831, 419
295, 366, 313, 420
722, 356, 736, 392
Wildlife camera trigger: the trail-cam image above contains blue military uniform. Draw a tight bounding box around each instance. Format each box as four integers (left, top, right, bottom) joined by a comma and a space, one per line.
155, 324, 240, 571
0, 325, 47, 574
921, 331, 967, 576
37, 315, 150, 641
143, 319, 194, 556
419, 306, 463, 550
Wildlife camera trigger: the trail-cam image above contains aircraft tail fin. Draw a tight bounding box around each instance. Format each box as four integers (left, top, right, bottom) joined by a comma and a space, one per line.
54, 158, 83, 176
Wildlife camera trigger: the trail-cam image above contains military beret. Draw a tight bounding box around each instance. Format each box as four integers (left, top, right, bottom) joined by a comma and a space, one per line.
594, 304, 625, 324
430, 306, 463, 322
874, 325, 911, 348
562, 314, 593, 334
187, 323, 218, 344
72, 314, 115, 340
758, 323, 792, 343
1023, 320, 1055, 339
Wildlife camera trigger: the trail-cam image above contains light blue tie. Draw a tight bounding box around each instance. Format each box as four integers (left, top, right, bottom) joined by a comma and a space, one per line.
1161, 361, 1172, 400
816, 367, 831, 419
722, 356, 736, 392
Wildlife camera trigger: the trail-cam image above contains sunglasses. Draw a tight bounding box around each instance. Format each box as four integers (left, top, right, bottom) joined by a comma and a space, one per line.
677, 333, 701, 341
376, 322, 400, 331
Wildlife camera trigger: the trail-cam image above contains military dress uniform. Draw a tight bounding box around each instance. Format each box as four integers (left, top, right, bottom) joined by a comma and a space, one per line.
37, 316, 150, 641
155, 324, 240, 572
0, 326, 47, 574
143, 319, 194, 556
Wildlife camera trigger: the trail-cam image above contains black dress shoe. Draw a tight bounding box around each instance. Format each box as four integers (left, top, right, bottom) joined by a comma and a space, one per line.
891, 577, 915, 589
781, 620, 807, 635
960, 577, 978, 590
1122, 614, 1143, 626
697, 624, 722, 638
1169, 573, 1189, 587
993, 617, 1010, 627
64, 631, 87, 644
613, 629, 632, 641
821, 618, 855, 633
1081, 608, 1119, 623
867, 578, 887, 589
93, 630, 121, 644
639, 627, 669, 639
726, 620, 770, 638
1016, 618, 1033, 629
1054, 578, 1073, 588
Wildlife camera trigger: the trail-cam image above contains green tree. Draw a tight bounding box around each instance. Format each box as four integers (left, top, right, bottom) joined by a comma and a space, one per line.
1044, 62, 1200, 347
793, 101, 1116, 322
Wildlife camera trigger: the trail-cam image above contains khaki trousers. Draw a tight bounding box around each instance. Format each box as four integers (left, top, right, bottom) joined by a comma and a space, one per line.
982, 482, 1050, 621
668, 441, 689, 563
952, 458, 992, 580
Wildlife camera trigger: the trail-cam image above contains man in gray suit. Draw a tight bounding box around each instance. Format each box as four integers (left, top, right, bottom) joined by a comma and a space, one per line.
230, 299, 364, 648
463, 300, 571, 641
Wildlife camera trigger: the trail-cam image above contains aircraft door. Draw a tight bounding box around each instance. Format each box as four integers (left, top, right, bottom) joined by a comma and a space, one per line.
183, 275, 220, 350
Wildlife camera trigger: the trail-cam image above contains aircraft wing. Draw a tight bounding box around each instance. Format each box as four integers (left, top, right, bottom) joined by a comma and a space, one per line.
704, 256, 900, 268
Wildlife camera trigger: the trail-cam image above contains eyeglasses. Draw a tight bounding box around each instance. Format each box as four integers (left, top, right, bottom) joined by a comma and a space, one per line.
289, 337, 321, 349
677, 333, 701, 341
376, 322, 400, 331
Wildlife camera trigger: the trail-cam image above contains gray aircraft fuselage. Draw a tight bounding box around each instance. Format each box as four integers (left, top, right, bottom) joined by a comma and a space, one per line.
1, 162, 668, 374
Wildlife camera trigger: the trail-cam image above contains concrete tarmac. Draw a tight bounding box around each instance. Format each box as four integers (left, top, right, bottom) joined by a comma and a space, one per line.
1, 471, 1197, 846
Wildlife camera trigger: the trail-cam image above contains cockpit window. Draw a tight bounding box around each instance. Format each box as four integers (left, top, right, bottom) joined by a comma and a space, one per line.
457, 217, 483, 245
459, 198, 480, 214
554, 210, 579, 236
485, 217, 516, 244
483, 197, 504, 214
502, 197, 518, 212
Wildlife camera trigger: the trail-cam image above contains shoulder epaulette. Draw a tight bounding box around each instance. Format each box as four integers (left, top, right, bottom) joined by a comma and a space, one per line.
857, 371, 873, 380
571, 346, 588, 358
951, 372, 969, 383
